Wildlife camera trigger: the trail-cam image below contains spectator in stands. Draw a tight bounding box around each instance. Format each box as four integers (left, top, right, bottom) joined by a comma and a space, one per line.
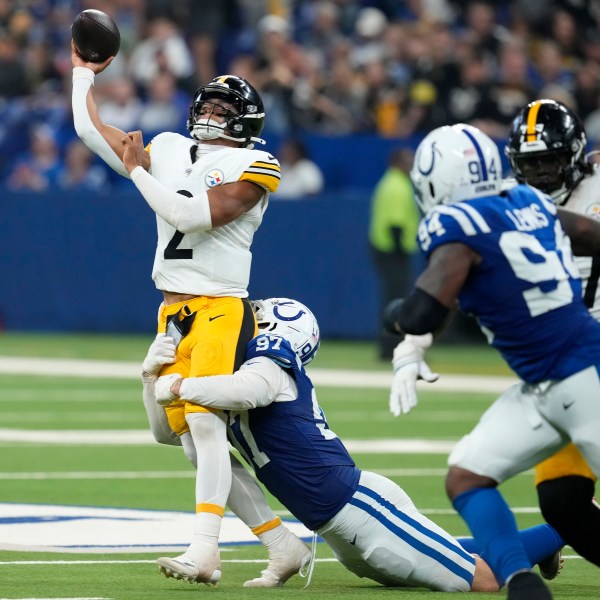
252, 14, 297, 136
138, 71, 188, 134
530, 39, 575, 93
368, 148, 419, 360
56, 139, 110, 193
478, 38, 535, 138
307, 57, 369, 134
295, 0, 346, 64
0, 32, 29, 98
5, 125, 61, 192
444, 50, 495, 126
350, 7, 388, 68
573, 59, 600, 121
548, 7, 584, 62
459, 0, 510, 70
273, 138, 324, 199
127, 17, 194, 89
185, 0, 237, 86
24, 39, 62, 93
97, 77, 143, 133
4, 0, 600, 188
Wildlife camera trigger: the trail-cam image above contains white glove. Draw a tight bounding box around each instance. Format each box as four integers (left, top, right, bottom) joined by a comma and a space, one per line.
155, 373, 183, 406
142, 333, 176, 376
390, 333, 439, 417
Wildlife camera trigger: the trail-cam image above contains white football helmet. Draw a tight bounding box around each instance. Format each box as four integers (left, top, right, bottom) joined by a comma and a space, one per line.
252, 298, 320, 365
410, 124, 502, 214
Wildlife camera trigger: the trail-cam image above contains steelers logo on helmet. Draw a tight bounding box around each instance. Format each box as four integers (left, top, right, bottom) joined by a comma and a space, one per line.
187, 75, 266, 148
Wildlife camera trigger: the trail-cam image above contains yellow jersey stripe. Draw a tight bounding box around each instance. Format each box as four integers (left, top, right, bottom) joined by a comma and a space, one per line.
240, 171, 280, 192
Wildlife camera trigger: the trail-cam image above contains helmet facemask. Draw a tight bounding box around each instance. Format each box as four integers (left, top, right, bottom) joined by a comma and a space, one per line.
189, 98, 242, 143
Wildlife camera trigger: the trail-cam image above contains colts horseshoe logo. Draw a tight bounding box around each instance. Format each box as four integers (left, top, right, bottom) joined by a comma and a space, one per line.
418, 141, 441, 176
273, 303, 305, 322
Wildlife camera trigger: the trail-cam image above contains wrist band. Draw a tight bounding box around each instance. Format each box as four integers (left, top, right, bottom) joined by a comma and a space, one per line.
72, 66, 95, 84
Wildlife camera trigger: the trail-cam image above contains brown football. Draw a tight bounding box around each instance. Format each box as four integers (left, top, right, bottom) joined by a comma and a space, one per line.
71, 9, 120, 63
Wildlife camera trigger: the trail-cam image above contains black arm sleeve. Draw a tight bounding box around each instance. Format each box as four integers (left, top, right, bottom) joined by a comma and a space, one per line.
383, 288, 450, 335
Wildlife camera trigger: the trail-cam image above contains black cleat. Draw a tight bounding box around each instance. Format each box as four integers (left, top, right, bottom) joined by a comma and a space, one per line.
507, 571, 552, 600
538, 548, 563, 580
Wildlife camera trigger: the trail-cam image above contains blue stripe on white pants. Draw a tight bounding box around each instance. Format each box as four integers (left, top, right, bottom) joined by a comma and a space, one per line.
356, 484, 472, 561
350, 482, 474, 585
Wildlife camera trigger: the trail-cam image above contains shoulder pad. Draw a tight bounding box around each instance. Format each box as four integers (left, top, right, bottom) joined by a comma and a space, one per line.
247, 334, 299, 369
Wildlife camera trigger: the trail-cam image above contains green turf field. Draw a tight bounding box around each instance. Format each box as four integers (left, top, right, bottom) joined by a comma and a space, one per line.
0, 334, 597, 599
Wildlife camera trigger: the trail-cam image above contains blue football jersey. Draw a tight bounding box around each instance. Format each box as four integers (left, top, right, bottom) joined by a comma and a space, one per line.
418, 184, 600, 382
226, 334, 360, 531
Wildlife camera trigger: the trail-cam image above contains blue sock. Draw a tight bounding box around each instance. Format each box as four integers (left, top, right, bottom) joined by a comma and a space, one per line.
453, 488, 532, 584
458, 524, 564, 579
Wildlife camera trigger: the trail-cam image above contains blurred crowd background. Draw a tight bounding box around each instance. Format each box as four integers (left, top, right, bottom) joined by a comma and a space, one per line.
2, 0, 600, 195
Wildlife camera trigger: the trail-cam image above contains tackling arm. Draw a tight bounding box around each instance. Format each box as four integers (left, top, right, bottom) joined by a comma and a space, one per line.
558, 207, 600, 256
156, 359, 283, 411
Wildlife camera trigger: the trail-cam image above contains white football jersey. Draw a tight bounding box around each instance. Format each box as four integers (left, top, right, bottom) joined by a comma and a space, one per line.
564, 166, 600, 320
147, 133, 280, 296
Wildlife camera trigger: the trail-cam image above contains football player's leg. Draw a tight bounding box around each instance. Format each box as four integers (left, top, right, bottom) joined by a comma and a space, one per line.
458, 523, 564, 581
141, 375, 181, 446
446, 384, 562, 598
156, 409, 227, 584
167, 298, 253, 581
227, 454, 310, 587
318, 471, 479, 591
536, 445, 600, 567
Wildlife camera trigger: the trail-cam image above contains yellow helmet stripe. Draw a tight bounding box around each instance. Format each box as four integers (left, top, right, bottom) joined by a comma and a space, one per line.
526, 100, 543, 142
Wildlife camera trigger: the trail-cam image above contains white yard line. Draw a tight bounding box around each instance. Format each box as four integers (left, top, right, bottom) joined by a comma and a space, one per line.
0, 429, 458, 452
0, 558, 338, 566
0, 356, 517, 393
0, 555, 581, 567
0, 468, 453, 480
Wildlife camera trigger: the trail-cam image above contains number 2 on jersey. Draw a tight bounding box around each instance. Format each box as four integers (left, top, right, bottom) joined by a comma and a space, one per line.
164, 190, 194, 260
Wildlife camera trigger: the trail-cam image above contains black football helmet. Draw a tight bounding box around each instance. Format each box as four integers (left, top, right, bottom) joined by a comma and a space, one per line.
505, 99, 588, 204
187, 75, 265, 148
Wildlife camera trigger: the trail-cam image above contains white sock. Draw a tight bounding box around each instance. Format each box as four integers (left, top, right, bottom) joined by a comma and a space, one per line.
257, 523, 288, 553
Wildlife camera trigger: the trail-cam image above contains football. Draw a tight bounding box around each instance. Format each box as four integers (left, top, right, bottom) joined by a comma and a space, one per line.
71, 9, 120, 63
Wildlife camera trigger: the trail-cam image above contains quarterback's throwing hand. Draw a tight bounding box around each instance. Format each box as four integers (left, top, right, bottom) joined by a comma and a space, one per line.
142, 333, 176, 377
390, 333, 439, 417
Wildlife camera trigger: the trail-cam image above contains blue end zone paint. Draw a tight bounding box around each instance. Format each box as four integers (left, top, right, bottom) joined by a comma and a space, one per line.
0, 503, 314, 553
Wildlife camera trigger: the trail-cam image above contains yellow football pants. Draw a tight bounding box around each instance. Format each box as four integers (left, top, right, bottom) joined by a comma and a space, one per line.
535, 443, 596, 486
157, 296, 257, 435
